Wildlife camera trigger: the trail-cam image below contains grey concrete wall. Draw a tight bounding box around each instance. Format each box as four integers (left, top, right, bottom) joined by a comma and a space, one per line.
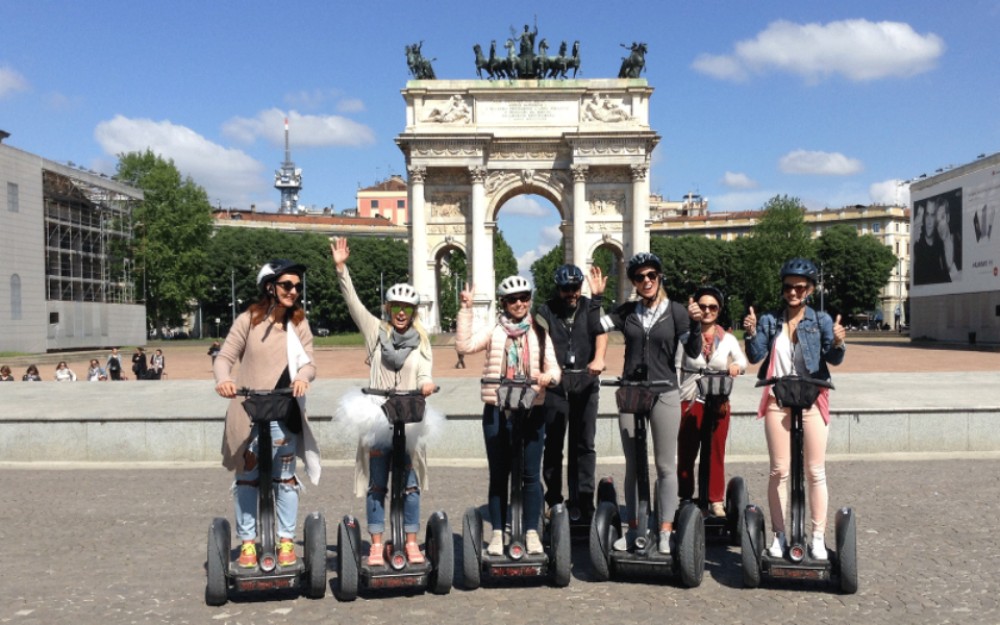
1, 371, 998, 463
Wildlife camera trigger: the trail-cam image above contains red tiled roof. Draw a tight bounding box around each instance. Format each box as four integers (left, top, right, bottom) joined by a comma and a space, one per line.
213, 209, 395, 227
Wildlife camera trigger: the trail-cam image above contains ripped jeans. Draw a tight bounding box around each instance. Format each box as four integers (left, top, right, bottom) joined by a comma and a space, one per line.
234, 420, 299, 541
367, 446, 420, 534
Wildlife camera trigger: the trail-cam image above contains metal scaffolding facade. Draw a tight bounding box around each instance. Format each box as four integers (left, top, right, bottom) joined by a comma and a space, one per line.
42, 170, 138, 304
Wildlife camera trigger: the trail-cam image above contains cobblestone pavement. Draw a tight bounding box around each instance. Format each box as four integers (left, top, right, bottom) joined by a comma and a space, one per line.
2, 457, 998, 625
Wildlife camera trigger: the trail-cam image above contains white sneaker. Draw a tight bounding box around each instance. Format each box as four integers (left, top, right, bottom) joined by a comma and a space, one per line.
486, 530, 504, 556
658, 531, 671, 554
768, 532, 787, 558
525, 530, 543, 554
810, 533, 828, 561
613, 528, 635, 552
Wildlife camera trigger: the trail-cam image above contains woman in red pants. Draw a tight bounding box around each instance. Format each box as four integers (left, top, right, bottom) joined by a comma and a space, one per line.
676, 286, 746, 517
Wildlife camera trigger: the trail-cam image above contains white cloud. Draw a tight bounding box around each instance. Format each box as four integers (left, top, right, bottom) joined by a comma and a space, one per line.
693, 19, 944, 83
710, 190, 778, 213
45, 91, 82, 112
779, 150, 863, 175
336, 98, 366, 114
870, 179, 911, 206
221, 108, 375, 148
501, 195, 551, 217
0, 65, 29, 99
721, 171, 758, 189
94, 115, 268, 208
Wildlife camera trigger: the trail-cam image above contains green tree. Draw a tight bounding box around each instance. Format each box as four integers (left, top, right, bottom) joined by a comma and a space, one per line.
437, 248, 467, 331
115, 150, 213, 334
529, 241, 565, 305
592, 246, 620, 311
736, 195, 816, 313
651, 235, 738, 326
816, 224, 897, 318
493, 229, 519, 285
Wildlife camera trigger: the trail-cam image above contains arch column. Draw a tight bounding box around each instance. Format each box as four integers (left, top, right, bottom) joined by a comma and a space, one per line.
571, 164, 589, 270
408, 166, 428, 293
469, 166, 493, 308
630, 164, 650, 256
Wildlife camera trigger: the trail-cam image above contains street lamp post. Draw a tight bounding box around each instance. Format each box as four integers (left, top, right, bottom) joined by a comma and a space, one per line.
230, 269, 237, 325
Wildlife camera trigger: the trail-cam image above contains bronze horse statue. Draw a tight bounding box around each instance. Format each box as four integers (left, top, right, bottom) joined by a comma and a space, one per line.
548, 40, 580, 79
618, 42, 646, 79
406, 41, 436, 79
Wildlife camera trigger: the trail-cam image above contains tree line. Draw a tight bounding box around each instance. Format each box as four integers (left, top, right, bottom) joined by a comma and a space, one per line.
114, 152, 896, 336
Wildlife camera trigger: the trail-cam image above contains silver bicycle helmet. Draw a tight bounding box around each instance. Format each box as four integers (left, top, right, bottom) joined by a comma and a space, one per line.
385, 283, 420, 306
497, 275, 533, 297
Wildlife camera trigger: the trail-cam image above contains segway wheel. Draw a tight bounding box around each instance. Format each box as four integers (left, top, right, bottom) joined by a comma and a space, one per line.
426, 511, 454, 595
205, 518, 230, 606
835, 507, 859, 594
303, 512, 327, 599
462, 507, 482, 590
675, 502, 705, 588
741, 505, 764, 588
597, 477, 617, 506
589, 501, 619, 582
725, 476, 749, 547
335, 516, 359, 601
549, 505, 571, 587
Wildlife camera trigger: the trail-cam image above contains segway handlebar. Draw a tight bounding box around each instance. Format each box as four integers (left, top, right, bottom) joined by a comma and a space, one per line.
236, 387, 295, 397
599, 377, 673, 387
362, 386, 440, 397
481, 376, 538, 386
681, 367, 730, 376
755, 374, 834, 391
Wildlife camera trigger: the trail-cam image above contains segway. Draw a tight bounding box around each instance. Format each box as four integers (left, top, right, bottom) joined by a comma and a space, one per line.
335, 387, 452, 600
589, 378, 705, 587
682, 367, 749, 545
462, 376, 572, 589
206, 388, 327, 606
741, 375, 858, 594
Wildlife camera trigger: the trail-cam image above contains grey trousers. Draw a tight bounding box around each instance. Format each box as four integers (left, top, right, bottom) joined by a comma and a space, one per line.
617, 389, 681, 527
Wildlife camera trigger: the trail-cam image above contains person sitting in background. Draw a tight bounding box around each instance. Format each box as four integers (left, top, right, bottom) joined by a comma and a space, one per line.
87, 359, 107, 382
0, 365, 14, 381
23, 364, 41, 381
54, 361, 78, 382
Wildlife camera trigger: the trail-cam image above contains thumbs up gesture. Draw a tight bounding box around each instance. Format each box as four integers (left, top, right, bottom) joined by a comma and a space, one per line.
743, 306, 757, 335
687, 296, 703, 322
832, 313, 846, 346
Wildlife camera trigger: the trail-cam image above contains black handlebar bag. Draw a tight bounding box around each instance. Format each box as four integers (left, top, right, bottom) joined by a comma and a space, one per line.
561, 371, 596, 395
696, 375, 733, 400
496, 385, 538, 413
772, 378, 821, 411
381, 395, 426, 424
615, 386, 658, 415
242, 393, 296, 424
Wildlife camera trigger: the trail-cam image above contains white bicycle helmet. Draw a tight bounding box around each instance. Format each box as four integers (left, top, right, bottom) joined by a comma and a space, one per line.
385, 283, 420, 305
497, 275, 533, 297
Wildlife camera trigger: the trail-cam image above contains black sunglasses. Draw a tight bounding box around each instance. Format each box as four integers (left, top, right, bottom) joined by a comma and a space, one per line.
698, 303, 720, 312
559, 284, 582, 292
782, 283, 808, 293
632, 270, 659, 283
275, 280, 303, 293
504, 293, 531, 304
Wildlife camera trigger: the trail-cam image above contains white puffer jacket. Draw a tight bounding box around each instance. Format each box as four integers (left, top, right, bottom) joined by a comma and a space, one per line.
455, 306, 560, 406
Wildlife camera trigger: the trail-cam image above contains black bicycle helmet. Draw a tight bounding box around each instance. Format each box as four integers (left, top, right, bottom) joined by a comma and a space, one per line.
256, 259, 307, 292
626, 252, 662, 281
779, 257, 819, 284
694, 285, 725, 308
554, 264, 584, 287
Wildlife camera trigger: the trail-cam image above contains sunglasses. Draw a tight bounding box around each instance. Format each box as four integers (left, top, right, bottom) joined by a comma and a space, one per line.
698, 303, 720, 312
559, 284, 582, 293
275, 280, 303, 293
504, 293, 531, 304
389, 304, 415, 316
782, 283, 809, 294
632, 270, 659, 283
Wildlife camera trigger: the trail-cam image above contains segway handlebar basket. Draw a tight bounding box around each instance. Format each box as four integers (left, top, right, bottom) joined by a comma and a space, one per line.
237, 387, 296, 423
361, 387, 439, 424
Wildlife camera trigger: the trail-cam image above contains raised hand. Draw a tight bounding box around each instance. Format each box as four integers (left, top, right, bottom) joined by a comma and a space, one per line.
833, 313, 846, 346
459, 284, 475, 309
330, 237, 350, 270
588, 265, 607, 296
687, 296, 703, 322
743, 306, 757, 336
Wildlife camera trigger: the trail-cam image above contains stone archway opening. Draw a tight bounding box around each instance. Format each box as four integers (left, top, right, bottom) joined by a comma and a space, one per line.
434, 244, 466, 332
493, 193, 564, 283
593, 240, 626, 308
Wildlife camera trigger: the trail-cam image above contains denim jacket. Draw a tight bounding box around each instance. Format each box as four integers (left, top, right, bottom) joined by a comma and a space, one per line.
745, 306, 845, 382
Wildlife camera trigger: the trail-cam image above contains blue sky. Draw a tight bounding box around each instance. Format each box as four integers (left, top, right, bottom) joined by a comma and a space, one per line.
4, 1, 1000, 274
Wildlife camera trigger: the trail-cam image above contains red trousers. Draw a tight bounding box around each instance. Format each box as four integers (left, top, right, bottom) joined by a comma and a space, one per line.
677, 399, 731, 503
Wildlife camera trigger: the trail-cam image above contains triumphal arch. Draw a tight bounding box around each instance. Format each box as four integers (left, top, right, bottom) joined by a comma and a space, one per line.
396, 78, 659, 331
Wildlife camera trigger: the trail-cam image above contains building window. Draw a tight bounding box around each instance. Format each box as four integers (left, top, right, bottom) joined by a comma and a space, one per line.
10, 274, 21, 320
371, 200, 379, 209
873, 222, 881, 233
397, 199, 405, 209
7, 182, 17, 212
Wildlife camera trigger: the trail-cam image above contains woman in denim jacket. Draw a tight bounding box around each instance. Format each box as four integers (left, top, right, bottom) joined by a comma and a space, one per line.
742, 258, 846, 562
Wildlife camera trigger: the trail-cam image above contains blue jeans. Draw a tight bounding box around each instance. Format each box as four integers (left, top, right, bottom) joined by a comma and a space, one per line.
482, 404, 545, 533
234, 421, 299, 540
366, 446, 420, 534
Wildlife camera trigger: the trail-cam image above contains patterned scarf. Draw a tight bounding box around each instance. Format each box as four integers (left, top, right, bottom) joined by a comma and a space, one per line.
499, 312, 532, 378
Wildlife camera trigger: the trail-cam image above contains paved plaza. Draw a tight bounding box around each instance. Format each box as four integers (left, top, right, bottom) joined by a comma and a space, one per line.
2, 456, 999, 625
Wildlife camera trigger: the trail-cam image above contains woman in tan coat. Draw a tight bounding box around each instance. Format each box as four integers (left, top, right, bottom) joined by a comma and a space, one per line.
456, 276, 559, 557
214, 260, 320, 570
